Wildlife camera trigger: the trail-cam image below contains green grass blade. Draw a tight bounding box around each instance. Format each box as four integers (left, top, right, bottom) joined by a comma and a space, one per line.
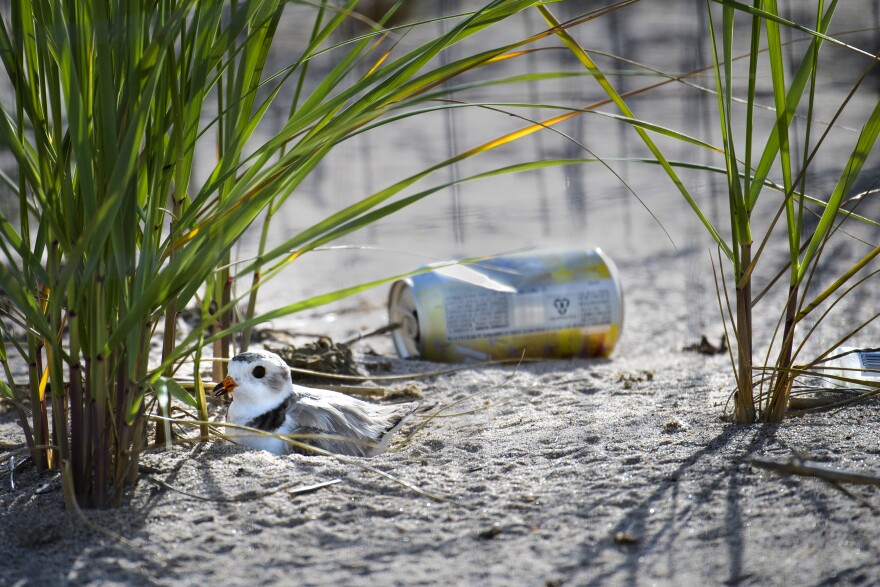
707, 1, 747, 271
763, 0, 797, 275
798, 97, 880, 280
745, 0, 838, 209
711, 0, 872, 60
546, 4, 734, 259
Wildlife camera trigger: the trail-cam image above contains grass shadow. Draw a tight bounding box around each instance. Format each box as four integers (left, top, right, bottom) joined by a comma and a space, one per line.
571, 424, 776, 586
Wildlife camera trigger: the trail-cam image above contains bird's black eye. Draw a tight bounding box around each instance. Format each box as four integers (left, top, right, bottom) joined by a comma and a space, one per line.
253, 365, 266, 379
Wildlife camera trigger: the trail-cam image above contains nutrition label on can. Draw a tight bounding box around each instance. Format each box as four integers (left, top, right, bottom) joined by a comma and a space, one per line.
444, 281, 614, 341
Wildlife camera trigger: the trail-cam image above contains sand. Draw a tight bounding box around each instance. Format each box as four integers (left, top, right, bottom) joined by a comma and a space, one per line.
3, 2, 880, 585
2, 243, 880, 587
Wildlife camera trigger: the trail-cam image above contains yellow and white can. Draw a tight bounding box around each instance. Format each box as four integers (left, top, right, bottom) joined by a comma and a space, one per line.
388, 249, 624, 362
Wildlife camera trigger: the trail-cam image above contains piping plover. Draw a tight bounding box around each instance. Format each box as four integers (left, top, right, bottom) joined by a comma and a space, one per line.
213, 349, 421, 457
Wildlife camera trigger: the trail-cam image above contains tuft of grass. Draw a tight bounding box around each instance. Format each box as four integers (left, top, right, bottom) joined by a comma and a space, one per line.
541, 0, 880, 422
0, 0, 604, 508
705, 0, 880, 422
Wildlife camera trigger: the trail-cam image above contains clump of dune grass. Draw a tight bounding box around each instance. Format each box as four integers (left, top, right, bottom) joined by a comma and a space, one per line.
538, 0, 880, 422
0, 0, 616, 508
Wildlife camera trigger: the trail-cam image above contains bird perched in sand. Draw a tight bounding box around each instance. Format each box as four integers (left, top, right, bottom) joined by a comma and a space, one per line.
213, 349, 421, 457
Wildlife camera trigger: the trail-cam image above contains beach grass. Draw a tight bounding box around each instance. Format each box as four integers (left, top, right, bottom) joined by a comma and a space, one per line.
543, 0, 880, 422
0, 0, 599, 508
0, 0, 877, 513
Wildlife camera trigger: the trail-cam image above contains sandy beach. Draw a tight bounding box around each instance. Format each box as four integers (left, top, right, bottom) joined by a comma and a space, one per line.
2, 239, 880, 585
2, 1, 880, 585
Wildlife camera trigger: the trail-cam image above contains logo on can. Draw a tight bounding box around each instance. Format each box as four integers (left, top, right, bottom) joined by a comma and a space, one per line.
388, 249, 624, 362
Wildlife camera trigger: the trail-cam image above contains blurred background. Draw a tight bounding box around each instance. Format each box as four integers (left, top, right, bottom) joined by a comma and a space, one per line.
2, 0, 879, 354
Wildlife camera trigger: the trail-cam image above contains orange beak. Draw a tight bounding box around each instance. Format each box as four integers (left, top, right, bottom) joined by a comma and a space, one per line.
213, 375, 238, 397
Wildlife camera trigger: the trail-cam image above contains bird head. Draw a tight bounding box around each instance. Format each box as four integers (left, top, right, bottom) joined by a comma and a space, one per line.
212, 350, 292, 402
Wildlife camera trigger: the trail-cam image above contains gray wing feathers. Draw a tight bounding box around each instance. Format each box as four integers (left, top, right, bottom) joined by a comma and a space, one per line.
285, 389, 420, 457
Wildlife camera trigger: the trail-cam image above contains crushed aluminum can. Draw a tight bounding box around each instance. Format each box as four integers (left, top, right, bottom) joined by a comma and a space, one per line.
387, 249, 624, 362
